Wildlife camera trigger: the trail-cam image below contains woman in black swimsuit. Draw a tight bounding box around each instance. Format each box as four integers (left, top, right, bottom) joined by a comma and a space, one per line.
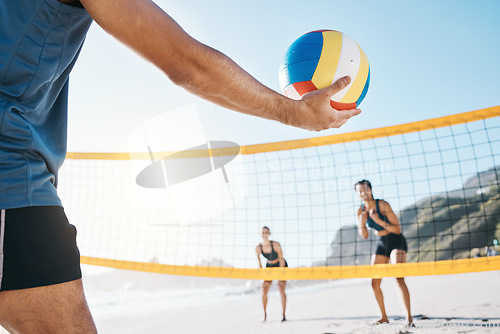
256, 226, 287, 322
355, 180, 413, 326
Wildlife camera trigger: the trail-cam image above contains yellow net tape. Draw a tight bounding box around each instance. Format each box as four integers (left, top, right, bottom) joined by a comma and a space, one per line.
81, 256, 500, 279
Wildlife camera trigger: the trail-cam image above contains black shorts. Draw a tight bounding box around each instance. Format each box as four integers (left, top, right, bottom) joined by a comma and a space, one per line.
0, 206, 82, 291
375, 233, 408, 257
266, 260, 288, 268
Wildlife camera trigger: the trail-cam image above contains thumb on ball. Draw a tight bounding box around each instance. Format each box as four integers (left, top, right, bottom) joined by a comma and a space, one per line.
329, 76, 351, 95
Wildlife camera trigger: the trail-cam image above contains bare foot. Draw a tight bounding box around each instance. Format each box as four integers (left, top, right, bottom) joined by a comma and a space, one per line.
371, 318, 389, 325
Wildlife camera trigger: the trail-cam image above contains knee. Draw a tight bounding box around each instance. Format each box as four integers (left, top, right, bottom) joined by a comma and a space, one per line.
371, 279, 382, 290
278, 281, 286, 291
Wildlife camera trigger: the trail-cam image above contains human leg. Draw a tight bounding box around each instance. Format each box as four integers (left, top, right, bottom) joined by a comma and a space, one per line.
0, 279, 97, 334
371, 254, 390, 323
278, 280, 287, 321
262, 281, 272, 321
0, 207, 96, 333
391, 250, 413, 324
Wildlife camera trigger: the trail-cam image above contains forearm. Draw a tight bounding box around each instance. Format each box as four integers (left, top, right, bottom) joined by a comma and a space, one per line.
359, 226, 369, 239
173, 48, 292, 125
80, 0, 359, 131
81, 0, 294, 123
357, 217, 369, 238
373, 218, 401, 234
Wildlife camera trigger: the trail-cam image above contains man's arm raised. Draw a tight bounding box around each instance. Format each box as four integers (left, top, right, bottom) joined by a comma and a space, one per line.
80, 0, 361, 131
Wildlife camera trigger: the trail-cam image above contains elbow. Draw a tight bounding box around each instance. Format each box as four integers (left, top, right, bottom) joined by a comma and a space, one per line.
389, 225, 401, 234
157, 48, 199, 88
161, 45, 217, 92
165, 62, 217, 99
164, 65, 194, 88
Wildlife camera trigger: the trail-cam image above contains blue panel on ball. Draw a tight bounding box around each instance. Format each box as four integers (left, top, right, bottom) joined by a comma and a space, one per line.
280, 59, 321, 86
356, 68, 370, 106
282, 43, 323, 68
281, 32, 323, 68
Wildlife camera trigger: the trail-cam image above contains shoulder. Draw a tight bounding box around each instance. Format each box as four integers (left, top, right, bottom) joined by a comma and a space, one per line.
272, 241, 282, 248
255, 244, 262, 251
378, 199, 393, 210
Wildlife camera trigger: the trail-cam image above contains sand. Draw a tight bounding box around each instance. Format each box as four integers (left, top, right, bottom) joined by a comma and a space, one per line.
85, 269, 500, 334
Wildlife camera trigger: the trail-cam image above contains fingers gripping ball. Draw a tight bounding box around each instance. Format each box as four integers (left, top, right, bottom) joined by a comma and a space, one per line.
279, 30, 370, 110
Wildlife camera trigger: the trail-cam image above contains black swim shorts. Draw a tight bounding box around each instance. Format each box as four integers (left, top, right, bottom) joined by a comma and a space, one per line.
0, 206, 82, 291
375, 233, 408, 257
266, 260, 288, 268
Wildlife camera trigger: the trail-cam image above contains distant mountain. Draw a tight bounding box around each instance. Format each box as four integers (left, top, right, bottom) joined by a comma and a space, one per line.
444, 167, 499, 198
402, 186, 500, 262
316, 225, 376, 266
323, 166, 500, 266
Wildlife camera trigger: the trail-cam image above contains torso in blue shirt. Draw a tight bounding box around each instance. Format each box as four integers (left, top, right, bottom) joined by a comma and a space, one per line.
0, 0, 93, 209
363, 199, 387, 231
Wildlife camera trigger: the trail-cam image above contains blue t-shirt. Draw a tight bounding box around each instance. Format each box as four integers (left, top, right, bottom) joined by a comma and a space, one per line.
0, 0, 93, 209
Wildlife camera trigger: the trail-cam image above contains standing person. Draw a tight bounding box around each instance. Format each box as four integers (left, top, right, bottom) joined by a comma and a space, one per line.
354, 180, 413, 326
0, 1, 361, 332
486, 246, 497, 257
256, 226, 288, 322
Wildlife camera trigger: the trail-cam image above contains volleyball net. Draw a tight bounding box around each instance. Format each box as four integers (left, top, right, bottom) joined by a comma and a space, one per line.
59, 106, 500, 280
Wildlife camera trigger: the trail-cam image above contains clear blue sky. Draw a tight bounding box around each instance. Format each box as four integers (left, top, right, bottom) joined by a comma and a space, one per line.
67, 0, 500, 152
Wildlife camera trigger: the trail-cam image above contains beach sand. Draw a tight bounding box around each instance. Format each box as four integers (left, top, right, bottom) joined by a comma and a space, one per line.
85, 269, 500, 334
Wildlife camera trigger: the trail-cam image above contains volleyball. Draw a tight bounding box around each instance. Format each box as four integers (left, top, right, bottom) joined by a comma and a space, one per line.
279, 30, 370, 110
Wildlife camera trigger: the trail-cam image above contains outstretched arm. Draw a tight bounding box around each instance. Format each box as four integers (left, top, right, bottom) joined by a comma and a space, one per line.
79, 0, 361, 131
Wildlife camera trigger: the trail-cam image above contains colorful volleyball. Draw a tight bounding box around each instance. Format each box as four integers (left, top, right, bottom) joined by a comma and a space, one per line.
279, 30, 370, 110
